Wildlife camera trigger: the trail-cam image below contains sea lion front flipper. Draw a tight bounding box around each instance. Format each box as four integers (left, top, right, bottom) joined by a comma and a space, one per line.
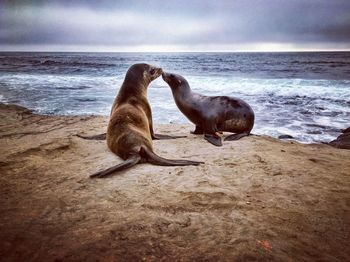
224, 132, 249, 141
152, 133, 187, 140
90, 155, 141, 178
204, 134, 223, 147
149, 117, 186, 139
77, 133, 106, 140
190, 125, 204, 135
147, 104, 185, 140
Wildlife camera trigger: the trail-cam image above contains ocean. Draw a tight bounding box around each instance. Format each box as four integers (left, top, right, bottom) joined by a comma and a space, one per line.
0, 52, 349, 143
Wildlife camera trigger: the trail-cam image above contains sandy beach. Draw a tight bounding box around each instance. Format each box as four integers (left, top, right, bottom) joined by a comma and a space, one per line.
0, 103, 349, 261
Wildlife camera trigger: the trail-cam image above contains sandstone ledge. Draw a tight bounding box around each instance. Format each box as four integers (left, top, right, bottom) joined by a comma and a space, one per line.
0, 103, 349, 261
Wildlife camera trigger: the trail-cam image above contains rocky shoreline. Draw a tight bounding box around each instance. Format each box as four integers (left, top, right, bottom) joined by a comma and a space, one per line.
328, 127, 350, 149
0, 103, 349, 261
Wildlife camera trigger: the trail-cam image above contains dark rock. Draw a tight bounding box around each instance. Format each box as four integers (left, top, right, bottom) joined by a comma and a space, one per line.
341, 127, 350, 134
329, 131, 350, 150
278, 134, 294, 139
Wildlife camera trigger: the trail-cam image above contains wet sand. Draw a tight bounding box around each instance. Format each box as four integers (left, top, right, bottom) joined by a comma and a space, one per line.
0, 103, 349, 261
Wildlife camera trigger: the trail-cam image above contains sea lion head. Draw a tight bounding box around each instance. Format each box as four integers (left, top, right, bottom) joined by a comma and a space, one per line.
161, 72, 188, 90
126, 63, 163, 85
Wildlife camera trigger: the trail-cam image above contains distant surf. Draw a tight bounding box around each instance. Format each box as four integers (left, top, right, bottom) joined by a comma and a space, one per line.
0, 52, 349, 143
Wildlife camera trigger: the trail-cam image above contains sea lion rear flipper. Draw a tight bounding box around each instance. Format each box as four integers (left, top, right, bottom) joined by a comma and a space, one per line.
90, 155, 141, 178
204, 134, 223, 147
77, 133, 107, 140
224, 132, 249, 141
140, 147, 204, 166
152, 133, 187, 140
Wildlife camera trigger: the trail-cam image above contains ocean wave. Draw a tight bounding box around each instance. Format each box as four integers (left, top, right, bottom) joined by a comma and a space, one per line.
0, 94, 6, 103
291, 60, 349, 66
74, 98, 98, 102
55, 85, 93, 90
39, 60, 116, 68
0, 57, 116, 68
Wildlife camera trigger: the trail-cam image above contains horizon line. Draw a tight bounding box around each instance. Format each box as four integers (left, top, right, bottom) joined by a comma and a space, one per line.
1, 49, 350, 53
1, 43, 350, 53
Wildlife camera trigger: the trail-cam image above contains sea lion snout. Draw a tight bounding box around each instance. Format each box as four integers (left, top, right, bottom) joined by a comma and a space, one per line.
152, 67, 163, 75
149, 66, 163, 76
161, 72, 169, 82
149, 66, 163, 80
162, 72, 180, 87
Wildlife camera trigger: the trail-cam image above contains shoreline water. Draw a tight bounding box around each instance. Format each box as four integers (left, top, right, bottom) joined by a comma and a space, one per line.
0, 102, 348, 150
1, 52, 349, 143
0, 100, 347, 146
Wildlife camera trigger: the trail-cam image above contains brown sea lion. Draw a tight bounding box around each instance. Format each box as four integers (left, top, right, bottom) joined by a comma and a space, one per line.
162, 72, 255, 147
90, 64, 203, 178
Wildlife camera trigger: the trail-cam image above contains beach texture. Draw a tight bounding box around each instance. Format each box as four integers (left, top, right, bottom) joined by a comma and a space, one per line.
0, 103, 349, 261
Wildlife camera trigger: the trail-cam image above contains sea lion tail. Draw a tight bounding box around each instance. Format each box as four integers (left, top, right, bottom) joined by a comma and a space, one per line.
76, 133, 107, 140
90, 155, 141, 178
140, 146, 204, 166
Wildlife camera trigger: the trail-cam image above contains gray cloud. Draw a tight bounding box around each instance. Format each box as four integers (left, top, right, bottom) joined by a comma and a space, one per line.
1, 0, 349, 50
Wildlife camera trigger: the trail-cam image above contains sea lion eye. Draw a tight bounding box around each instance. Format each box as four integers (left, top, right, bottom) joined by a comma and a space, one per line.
170, 74, 174, 78
150, 68, 156, 75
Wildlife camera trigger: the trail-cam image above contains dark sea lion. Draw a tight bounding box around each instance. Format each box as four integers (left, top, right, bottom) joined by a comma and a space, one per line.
162, 72, 255, 146
90, 64, 203, 178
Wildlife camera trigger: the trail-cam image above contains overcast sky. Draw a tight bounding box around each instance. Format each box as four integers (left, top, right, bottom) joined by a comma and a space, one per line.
1, 0, 350, 51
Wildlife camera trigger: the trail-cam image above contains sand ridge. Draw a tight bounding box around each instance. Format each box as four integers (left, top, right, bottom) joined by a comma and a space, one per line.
0, 103, 349, 261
